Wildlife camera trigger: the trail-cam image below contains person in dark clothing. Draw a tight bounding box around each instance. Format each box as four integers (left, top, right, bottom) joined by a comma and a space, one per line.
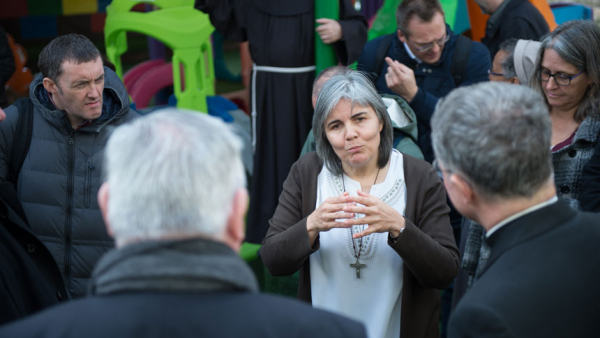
0, 109, 367, 338
580, 139, 600, 212
0, 25, 16, 108
432, 82, 600, 338
476, 0, 549, 57
0, 182, 67, 325
195, 0, 368, 244
488, 38, 542, 85
357, 0, 490, 163
0, 34, 138, 298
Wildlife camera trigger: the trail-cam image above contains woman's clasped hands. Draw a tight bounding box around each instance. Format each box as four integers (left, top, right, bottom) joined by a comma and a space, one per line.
307, 190, 405, 245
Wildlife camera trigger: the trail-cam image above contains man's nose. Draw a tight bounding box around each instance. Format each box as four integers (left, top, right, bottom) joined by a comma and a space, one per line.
88, 83, 100, 98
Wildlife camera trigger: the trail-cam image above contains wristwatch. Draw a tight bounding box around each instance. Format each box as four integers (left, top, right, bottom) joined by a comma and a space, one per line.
389, 226, 406, 242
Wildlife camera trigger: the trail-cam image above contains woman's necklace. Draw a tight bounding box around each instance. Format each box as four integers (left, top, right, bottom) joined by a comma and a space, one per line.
552, 123, 579, 147
342, 166, 380, 279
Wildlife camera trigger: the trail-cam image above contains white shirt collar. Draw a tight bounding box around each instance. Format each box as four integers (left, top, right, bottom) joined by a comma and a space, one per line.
403, 42, 422, 64
486, 196, 559, 238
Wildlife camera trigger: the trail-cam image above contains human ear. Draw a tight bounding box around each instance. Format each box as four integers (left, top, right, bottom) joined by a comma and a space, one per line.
449, 174, 475, 205
224, 188, 248, 252
98, 183, 113, 238
42, 78, 59, 94
397, 30, 407, 44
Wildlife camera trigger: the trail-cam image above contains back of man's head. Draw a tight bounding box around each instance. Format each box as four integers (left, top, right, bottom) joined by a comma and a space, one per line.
101, 109, 246, 247
497, 38, 518, 80
396, 0, 444, 35
431, 82, 552, 201
312, 66, 349, 107
38, 34, 102, 82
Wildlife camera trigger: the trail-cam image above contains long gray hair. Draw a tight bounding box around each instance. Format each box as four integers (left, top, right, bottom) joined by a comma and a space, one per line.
530, 20, 600, 122
313, 71, 393, 176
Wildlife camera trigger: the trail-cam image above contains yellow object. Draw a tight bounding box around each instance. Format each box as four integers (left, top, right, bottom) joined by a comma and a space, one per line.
62, 0, 98, 15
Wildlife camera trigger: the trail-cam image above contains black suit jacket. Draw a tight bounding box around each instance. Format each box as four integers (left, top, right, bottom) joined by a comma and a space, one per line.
0, 292, 367, 338
449, 200, 600, 337
580, 139, 600, 212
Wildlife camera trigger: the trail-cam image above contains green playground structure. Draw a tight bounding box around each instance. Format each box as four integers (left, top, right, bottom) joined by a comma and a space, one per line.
104, 0, 215, 113
104, 0, 261, 262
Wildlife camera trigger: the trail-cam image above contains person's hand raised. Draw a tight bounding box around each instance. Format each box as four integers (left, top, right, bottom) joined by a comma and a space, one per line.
316, 18, 343, 44
384, 57, 418, 102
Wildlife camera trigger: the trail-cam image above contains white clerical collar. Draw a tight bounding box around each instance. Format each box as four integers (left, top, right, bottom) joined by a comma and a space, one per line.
403, 42, 422, 64
486, 195, 559, 238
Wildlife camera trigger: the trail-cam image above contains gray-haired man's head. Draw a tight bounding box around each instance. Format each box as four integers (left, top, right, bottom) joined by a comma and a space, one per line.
431, 82, 552, 201
99, 109, 247, 248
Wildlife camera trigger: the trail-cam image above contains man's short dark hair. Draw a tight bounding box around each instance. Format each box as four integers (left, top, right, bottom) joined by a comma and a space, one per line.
498, 38, 518, 79
38, 34, 102, 82
396, 0, 445, 36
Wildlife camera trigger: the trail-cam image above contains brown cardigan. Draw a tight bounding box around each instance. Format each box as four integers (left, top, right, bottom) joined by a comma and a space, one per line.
261, 152, 459, 338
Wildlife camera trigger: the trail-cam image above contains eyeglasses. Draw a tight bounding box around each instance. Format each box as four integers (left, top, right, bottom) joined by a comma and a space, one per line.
432, 159, 449, 181
406, 34, 450, 52
538, 68, 584, 86
488, 69, 505, 77
432, 159, 474, 189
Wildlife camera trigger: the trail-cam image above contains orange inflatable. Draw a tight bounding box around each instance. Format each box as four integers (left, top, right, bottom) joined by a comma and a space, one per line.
6, 34, 33, 96
466, 0, 557, 42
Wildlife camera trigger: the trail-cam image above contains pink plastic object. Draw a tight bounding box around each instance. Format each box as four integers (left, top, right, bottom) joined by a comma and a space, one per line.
123, 59, 166, 93
129, 62, 175, 109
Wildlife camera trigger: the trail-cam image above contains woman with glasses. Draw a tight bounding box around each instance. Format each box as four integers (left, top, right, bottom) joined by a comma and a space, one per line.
530, 20, 600, 209
261, 70, 459, 338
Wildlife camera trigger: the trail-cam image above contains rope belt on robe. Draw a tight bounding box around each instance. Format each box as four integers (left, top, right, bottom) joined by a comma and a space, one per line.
251, 63, 317, 153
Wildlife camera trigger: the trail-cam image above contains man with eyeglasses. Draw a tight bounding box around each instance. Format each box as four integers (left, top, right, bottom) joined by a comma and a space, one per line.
357, 0, 490, 164
488, 39, 541, 86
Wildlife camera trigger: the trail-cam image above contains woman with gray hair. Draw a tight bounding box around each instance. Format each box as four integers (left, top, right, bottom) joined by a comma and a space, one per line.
530, 19, 600, 210
261, 70, 458, 338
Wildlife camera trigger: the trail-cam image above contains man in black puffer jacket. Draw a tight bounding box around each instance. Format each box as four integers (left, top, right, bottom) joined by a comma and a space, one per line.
0, 34, 138, 298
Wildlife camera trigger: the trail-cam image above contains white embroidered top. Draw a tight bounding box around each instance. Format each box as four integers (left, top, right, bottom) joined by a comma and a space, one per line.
310, 150, 407, 338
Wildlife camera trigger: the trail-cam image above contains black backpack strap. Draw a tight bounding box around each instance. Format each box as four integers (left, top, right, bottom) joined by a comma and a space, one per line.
8, 98, 34, 188
373, 33, 395, 79
450, 35, 472, 87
